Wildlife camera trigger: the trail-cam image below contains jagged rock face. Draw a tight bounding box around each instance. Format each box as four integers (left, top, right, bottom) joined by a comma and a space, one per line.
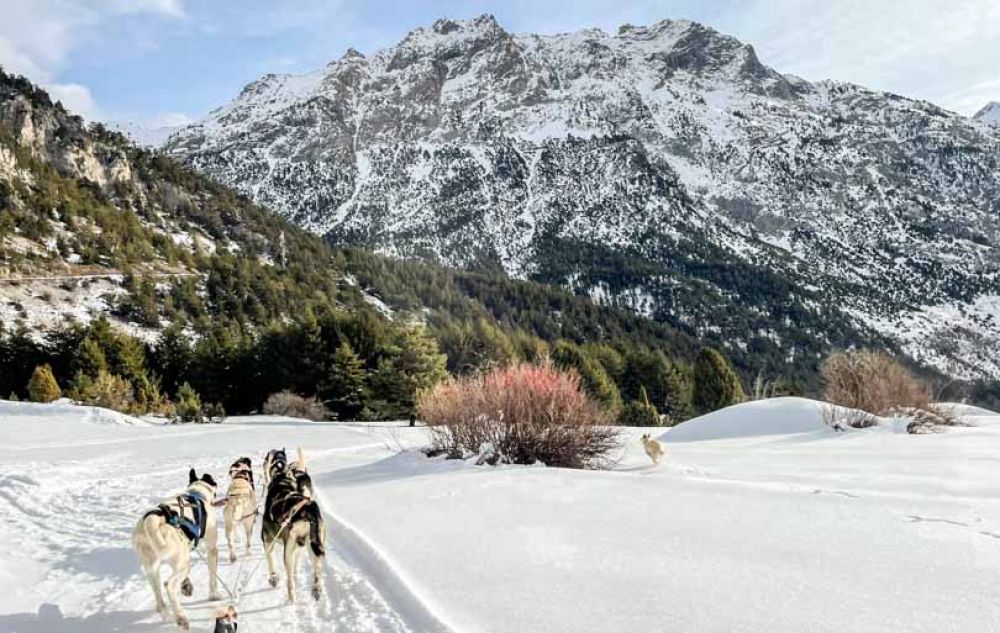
166, 15, 1000, 379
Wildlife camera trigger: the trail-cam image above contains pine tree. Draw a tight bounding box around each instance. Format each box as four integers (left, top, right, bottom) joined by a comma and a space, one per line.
662, 361, 695, 424
27, 364, 61, 403
321, 341, 368, 419
175, 382, 203, 423
693, 347, 745, 414
71, 336, 108, 380
370, 323, 447, 419
618, 386, 661, 426
551, 340, 623, 412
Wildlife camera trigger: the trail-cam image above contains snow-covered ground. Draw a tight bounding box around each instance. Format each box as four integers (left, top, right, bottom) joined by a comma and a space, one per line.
1, 397, 999, 632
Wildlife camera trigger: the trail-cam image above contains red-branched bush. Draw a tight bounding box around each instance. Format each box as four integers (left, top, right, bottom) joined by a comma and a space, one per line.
418, 362, 619, 469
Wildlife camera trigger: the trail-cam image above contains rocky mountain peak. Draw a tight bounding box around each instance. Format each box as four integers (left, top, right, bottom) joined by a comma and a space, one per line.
165, 15, 1000, 381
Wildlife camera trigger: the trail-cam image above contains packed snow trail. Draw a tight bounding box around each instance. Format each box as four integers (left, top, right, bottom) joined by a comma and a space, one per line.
0, 408, 455, 633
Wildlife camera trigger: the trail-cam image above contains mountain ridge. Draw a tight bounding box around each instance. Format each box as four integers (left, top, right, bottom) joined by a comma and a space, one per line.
165, 14, 1000, 380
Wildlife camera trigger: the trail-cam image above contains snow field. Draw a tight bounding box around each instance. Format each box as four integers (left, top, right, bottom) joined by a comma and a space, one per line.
1, 398, 999, 632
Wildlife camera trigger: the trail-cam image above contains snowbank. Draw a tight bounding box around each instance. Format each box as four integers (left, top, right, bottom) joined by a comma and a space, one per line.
664, 397, 838, 442
935, 402, 999, 418
0, 399, 148, 426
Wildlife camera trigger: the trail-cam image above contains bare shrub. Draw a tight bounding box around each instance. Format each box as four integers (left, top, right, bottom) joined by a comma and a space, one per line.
262, 390, 331, 421
821, 350, 957, 432
418, 362, 620, 469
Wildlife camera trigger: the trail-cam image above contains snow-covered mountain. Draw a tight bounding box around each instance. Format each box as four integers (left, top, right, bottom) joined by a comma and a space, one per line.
165, 15, 1000, 379
976, 101, 1000, 127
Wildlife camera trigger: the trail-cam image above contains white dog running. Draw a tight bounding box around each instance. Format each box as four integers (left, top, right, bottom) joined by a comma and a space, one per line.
640, 433, 666, 465
132, 468, 222, 630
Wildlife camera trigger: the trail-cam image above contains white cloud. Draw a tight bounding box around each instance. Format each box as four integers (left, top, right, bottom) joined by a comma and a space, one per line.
47, 82, 102, 119
715, 0, 1000, 114
0, 0, 186, 120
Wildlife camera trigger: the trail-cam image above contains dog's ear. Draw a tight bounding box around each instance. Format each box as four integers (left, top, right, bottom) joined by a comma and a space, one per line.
189, 468, 197, 484
201, 473, 217, 488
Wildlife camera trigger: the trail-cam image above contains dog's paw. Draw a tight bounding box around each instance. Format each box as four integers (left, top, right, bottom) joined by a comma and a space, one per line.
176, 615, 190, 630
180, 578, 193, 597
268, 574, 278, 588
312, 585, 322, 601
229, 553, 237, 563
209, 593, 223, 602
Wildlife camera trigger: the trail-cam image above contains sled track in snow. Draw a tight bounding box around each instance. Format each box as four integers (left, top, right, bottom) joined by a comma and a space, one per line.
0, 438, 458, 633
317, 491, 456, 633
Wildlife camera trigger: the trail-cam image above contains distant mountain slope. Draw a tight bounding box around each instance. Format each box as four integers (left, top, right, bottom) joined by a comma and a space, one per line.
166, 15, 1000, 380
0, 68, 725, 387
976, 102, 1000, 126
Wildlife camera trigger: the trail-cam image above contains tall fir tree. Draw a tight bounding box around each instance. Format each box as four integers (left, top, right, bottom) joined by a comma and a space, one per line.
370, 323, 447, 419
321, 341, 368, 419
662, 360, 695, 424
693, 347, 745, 413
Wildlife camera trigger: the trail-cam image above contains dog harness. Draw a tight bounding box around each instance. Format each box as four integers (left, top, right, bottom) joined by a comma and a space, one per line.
146, 491, 208, 548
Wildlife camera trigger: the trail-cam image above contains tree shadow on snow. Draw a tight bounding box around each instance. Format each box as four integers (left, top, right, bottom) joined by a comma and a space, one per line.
0, 603, 165, 633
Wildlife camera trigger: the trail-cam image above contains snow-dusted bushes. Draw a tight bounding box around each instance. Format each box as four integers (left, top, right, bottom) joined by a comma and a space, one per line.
263, 390, 331, 421
821, 350, 956, 431
418, 362, 620, 469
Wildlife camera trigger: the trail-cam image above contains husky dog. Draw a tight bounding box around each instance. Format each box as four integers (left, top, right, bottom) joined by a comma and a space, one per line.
224, 457, 257, 563
133, 469, 221, 630
262, 456, 326, 603
213, 605, 238, 633
288, 447, 313, 499
640, 433, 666, 465
262, 448, 287, 488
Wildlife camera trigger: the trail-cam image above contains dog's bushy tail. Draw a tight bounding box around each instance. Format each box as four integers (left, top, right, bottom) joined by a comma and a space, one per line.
303, 501, 325, 558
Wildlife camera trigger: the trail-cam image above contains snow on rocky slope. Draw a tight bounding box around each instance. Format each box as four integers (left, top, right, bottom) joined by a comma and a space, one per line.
976, 102, 1000, 127
2, 398, 999, 632
166, 15, 1000, 380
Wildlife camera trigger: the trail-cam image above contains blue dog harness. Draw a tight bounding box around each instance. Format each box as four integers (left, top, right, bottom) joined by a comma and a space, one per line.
147, 491, 208, 548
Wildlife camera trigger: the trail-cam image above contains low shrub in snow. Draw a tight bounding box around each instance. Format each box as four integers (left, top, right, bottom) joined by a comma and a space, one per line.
73, 370, 136, 413
27, 364, 61, 403
262, 390, 331, 421
418, 362, 620, 469
821, 350, 956, 431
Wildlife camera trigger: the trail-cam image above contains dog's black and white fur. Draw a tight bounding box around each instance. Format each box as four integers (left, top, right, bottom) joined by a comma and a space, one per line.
262, 449, 325, 603
132, 469, 221, 630
288, 447, 313, 499
262, 448, 287, 489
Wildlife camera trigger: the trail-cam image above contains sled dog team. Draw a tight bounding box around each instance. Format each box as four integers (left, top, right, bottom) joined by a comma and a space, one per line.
132, 448, 326, 630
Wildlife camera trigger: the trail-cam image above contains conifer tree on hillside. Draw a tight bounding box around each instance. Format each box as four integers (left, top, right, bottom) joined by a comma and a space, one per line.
693, 347, 745, 414
370, 323, 447, 419
618, 386, 661, 427
662, 360, 695, 424
27, 364, 61, 403
551, 340, 623, 412
321, 341, 368, 419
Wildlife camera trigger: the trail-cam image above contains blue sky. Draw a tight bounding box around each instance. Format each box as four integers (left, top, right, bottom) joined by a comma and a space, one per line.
1, 0, 998, 126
